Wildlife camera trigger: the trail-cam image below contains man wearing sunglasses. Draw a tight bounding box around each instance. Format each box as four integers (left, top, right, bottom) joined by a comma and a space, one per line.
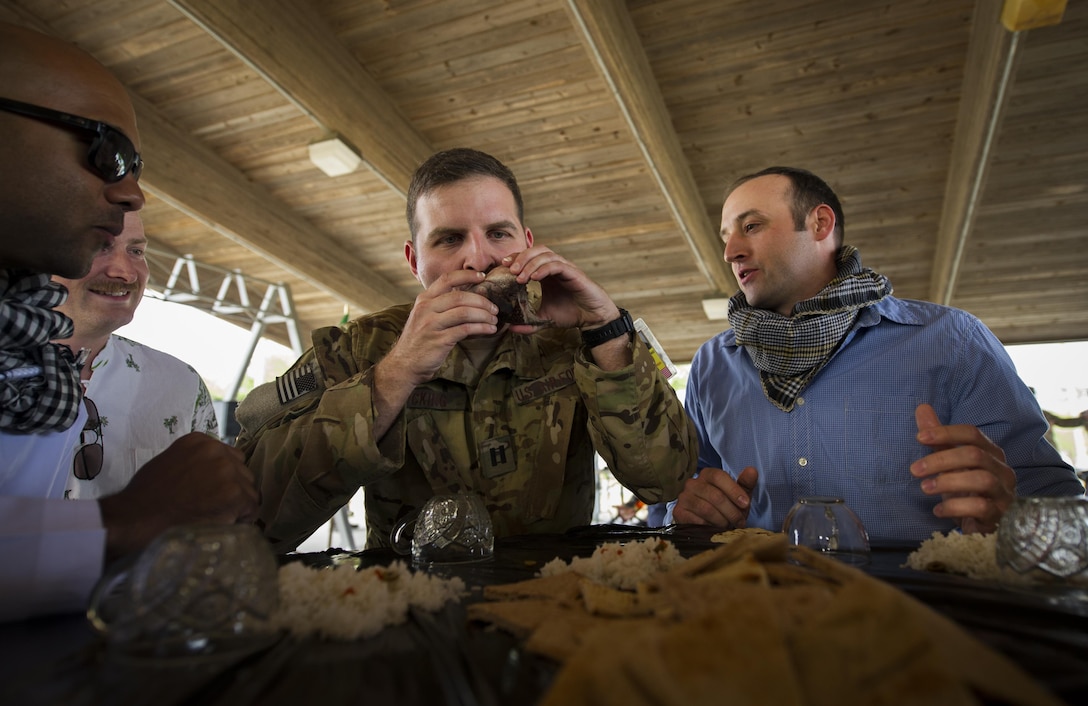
0, 22, 259, 622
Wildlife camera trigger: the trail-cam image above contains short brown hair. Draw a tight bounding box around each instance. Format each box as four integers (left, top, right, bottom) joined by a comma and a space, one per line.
406, 148, 524, 241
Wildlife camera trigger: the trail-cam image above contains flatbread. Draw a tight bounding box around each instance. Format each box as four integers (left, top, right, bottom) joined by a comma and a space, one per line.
544, 589, 804, 706
709, 526, 779, 545
482, 570, 583, 605
472, 534, 1065, 706
579, 579, 651, 617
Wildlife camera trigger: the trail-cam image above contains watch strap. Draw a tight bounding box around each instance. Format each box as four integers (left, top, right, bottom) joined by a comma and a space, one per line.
581, 308, 634, 347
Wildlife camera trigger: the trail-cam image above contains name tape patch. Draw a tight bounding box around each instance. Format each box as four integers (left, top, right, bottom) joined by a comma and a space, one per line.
514, 368, 576, 405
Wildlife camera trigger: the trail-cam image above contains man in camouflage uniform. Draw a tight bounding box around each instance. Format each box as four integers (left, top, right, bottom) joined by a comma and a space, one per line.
236, 148, 697, 550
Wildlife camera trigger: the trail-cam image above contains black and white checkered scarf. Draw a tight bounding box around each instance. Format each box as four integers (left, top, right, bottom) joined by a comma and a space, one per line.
0, 269, 83, 433
728, 246, 892, 412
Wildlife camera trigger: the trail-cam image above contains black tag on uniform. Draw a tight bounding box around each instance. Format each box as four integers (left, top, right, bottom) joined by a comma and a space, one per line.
479, 435, 516, 478
407, 387, 469, 411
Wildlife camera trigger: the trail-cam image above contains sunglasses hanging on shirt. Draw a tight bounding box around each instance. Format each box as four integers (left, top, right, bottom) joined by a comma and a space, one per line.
73, 396, 104, 481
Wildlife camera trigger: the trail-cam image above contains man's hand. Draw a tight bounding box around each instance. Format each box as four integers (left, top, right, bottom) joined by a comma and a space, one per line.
910, 403, 1016, 534
504, 247, 632, 370
384, 269, 500, 387
671, 466, 758, 528
504, 247, 619, 333
98, 433, 259, 560
368, 270, 502, 441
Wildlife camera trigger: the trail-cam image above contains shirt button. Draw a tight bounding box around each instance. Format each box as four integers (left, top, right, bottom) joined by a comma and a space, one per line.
798, 457, 808, 467
796, 397, 805, 406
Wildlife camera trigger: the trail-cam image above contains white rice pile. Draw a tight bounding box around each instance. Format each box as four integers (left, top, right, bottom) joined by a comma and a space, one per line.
538, 538, 686, 590
272, 561, 466, 640
904, 531, 1035, 585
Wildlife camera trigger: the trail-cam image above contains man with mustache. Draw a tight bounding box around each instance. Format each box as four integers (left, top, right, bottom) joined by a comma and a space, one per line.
0, 22, 257, 621
52, 211, 220, 499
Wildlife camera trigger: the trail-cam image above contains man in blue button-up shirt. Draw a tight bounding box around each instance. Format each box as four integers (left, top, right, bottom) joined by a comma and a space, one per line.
671, 166, 1083, 543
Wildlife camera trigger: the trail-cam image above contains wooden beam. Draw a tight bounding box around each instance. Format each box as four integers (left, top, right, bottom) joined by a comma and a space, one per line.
133, 93, 406, 312
170, 0, 433, 198
929, 1, 1022, 305
564, 0, 736, 296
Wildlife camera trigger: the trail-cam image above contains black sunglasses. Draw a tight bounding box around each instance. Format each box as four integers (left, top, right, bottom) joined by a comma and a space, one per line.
0, 96, 143, 183
73, 396, 104, 481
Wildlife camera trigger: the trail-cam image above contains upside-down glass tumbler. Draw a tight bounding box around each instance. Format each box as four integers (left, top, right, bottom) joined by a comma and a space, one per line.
782, 496, 871, 565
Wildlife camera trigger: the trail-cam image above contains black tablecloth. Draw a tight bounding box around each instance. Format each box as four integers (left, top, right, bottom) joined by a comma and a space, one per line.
3, 525, 1087, 705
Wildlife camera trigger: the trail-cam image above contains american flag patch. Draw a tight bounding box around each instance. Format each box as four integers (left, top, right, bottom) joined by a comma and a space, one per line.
276, 360, 321, 404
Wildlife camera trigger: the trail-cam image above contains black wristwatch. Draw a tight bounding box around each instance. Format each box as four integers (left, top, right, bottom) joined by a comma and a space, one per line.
581, 308, 634, 347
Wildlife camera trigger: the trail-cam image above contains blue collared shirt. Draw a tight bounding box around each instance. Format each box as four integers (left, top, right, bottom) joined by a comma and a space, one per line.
671, 296, 1083, 543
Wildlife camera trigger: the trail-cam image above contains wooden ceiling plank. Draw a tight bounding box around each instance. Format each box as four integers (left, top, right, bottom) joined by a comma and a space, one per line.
170, 0, 433, 198
564, 0, 735, 297
928, 1, 1021, 305
9, 0, 1085, 357
133, 94, 406, 312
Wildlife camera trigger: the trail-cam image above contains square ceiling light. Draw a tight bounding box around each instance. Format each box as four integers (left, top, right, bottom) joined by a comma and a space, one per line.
308, 136, 362, 177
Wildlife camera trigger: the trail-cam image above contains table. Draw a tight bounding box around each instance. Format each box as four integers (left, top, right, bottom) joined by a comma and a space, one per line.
2, 525, 1087, 705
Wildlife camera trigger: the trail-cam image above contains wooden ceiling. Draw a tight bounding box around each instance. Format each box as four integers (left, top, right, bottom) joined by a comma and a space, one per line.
4, 0, 1086, 362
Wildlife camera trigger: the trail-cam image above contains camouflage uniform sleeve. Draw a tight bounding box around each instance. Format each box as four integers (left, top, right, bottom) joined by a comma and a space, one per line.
575, 336, 697, 504
234, 315, 411, 551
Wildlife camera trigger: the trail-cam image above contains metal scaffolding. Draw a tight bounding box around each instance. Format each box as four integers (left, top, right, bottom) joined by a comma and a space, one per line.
144, 246, 305, 434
